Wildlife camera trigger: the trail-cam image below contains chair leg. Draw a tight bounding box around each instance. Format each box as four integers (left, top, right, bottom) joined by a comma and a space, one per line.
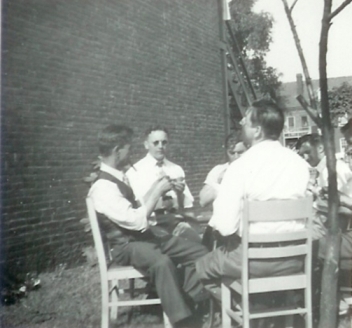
305, 287, 313, 328
127, 279, 135, 324
110, 279, 118, 320
102, 281, 110, 328
221, 282, 231, 328
163, 312, 172, 328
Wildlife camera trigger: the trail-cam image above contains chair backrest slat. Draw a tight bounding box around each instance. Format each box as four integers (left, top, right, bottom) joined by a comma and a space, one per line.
241, 196, 313, 295
248, 230, 308, 243
247, 198, 313, 222
248, 244, 308, 259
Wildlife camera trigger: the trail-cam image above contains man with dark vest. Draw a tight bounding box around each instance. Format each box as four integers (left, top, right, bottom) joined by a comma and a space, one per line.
88, 124, 209, 327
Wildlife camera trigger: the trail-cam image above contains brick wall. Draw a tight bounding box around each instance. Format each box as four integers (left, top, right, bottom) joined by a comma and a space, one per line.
2, 0, 226, 273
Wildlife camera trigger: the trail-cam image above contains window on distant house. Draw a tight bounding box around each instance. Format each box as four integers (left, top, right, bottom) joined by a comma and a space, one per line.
301, 116, 308, 127
287, 117, 295, 128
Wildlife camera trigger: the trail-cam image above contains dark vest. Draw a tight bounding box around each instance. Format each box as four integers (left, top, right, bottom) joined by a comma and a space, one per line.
96, 171, 153, 247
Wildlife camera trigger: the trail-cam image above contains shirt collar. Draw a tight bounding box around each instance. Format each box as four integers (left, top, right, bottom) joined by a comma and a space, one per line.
100, 162, 125, 181
316, 156, 326, 173
247, 139, 280, 152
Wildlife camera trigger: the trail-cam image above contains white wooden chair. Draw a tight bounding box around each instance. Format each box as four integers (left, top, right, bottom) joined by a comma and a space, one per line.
221, 197, 313, 328
86, 197, 171, 328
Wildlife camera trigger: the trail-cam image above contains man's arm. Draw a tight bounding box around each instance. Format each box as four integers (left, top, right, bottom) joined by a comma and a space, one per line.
199, 165, 225, 207
90, 180, 149, 231
90, 177, 172, 231
208, 162, 245, 236
199, 184, 218, 207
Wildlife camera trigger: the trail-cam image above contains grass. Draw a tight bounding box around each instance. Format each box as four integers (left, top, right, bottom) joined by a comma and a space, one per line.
1, 260, 351, 328
0, 263, 165, 328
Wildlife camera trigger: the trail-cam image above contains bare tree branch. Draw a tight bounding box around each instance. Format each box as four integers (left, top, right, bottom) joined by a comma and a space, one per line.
329, 0, 352, 20
281, 0, 317, 108
290, 0, 299, 13
295, 95, 322, 128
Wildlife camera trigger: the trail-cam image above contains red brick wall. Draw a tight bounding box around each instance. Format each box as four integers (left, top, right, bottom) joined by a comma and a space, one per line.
2, 0, 226, 273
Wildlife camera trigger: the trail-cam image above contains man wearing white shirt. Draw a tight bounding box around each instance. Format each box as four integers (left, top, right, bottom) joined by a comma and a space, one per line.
126, 126, 200, 241
196, 99, 310, 282
199, 132, 247, 208
88, 124, 209, 327
127, 126, 193, 210
296, 133, 352, 193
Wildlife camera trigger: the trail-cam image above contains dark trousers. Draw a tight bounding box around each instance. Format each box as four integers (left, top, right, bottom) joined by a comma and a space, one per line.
196, 234, 303, 282
111, 234, 208, 324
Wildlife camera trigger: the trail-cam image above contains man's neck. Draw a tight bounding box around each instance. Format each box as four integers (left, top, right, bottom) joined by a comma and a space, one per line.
316, 155, 326, 170
250, 137, 265, 147
101, 157, 125, 172
147, 152, 165, 163
101, 157, 115, 168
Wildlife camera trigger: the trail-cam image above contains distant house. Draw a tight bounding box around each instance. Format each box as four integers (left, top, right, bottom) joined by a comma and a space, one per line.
279, 74, 352, 152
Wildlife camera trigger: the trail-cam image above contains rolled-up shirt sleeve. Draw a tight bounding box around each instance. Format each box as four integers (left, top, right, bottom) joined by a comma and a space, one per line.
89, 179, 148, 231
208, 162, 245, 236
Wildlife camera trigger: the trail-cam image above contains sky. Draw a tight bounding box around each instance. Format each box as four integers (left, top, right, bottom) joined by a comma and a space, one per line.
253, 0, 352, 82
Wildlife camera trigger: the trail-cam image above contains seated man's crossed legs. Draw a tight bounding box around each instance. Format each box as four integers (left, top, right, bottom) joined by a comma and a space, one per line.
114, 235, 209, 326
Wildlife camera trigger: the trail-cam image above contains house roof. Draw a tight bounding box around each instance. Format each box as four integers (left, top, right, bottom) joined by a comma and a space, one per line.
279, 75, 352, 109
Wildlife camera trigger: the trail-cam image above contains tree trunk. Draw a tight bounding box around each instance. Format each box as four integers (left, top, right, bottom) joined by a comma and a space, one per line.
318, 0, 341, 327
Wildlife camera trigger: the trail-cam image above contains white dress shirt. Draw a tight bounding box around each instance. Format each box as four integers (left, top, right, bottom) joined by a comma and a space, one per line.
126, 153, 194, 209
209, 140, 310, 236
316, 156, 352, 191
88, 163, 148, 231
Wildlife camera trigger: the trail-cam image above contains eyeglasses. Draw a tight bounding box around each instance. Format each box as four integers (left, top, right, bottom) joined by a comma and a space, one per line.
152, 140, 168, 146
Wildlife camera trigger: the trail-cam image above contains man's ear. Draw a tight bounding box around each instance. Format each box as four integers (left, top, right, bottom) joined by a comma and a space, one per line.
144, 140, 149, 150
254, 125, 263, 140
317, 144, 325, 156
113, 146, 121, 158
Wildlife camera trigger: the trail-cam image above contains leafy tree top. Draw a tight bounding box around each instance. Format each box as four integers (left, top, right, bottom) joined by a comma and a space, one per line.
228, 0, 282, 98
328, 82, 352, 126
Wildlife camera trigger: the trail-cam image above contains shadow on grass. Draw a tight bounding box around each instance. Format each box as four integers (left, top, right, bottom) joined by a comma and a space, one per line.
1, 262, 351, 328
0, 264, 164, 328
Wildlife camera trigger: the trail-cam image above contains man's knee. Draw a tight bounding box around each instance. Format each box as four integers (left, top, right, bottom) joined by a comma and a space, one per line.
148, 254, 175, 276
195, 252, 220, 281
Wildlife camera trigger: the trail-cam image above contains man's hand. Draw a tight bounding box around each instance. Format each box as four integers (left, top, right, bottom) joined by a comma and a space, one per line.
156, 176, 173, 195
171, 177, 185, 193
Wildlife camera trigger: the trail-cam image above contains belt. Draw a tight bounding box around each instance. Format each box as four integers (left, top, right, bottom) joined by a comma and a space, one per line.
251, 241, 300, 248
154, 208, 177, 215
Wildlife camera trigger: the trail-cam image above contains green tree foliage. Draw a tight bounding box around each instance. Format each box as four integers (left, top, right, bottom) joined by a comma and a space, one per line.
228, 0, 282, 98
328, 82, 352, 126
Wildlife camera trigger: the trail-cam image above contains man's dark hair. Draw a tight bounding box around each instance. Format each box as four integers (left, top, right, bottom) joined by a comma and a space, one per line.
341, 118, 352, 138
248, 98, 285, 140
144, 125, 169, 138
295, 133, 322, 150
98, 124, 133, 157
225, 131, 243, 150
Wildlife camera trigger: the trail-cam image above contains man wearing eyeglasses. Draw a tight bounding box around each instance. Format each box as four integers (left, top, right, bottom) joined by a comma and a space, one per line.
126, 125, 199, 241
